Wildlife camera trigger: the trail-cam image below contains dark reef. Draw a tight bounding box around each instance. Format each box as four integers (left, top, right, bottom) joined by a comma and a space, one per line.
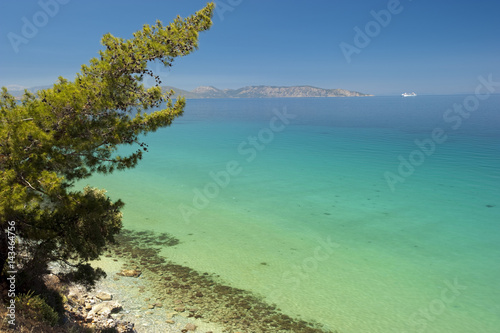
106, 229, 334, 333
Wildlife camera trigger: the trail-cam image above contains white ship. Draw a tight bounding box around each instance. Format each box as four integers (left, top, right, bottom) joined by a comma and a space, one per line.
402, 92, 417, 97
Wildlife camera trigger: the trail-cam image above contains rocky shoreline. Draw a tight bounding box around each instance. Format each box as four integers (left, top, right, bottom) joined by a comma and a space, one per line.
87, 229, 332, 333
61, 281, 136, 332
46, 256, 225, 333
58, 274, 214, 333
36, 229, 333, 332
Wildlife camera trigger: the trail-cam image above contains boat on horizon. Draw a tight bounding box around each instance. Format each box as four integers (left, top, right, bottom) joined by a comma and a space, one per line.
402, 92, 417, 97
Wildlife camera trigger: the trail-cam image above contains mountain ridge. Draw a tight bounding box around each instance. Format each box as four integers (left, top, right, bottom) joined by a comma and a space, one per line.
163, 85, 372, 98
6, 84, 372, 99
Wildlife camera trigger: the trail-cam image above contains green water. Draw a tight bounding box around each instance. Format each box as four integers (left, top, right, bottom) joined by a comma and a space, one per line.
82, 96, 500, 332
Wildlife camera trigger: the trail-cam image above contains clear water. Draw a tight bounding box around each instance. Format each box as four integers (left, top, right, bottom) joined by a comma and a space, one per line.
82, 96, 500, 332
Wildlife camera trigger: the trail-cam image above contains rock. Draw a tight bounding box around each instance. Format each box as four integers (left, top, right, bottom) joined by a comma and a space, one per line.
116, 322, 135, 333
185, 323, 197, 331
110, 313, 122, 320
68, 290, 81, 300
43, 274, 60, 289
96, 292, 113, 301
117, 269, 142, 277
87, 301, 122, 319
67, 288, 87, 305
174, 306, 185, 312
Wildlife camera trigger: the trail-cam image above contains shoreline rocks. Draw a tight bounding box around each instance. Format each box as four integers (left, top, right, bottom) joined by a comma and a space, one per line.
42, 228, 331, 332
96, 291, 113, 301
96, 228, 333, 332
64, 284, 135, 332
117, 269, 142, 278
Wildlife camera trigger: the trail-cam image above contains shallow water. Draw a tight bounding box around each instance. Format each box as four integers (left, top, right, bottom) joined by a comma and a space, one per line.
82, 96, 500, 332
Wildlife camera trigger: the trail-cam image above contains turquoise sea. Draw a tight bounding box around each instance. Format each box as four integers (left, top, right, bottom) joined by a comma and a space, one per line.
83, 95, 500, 332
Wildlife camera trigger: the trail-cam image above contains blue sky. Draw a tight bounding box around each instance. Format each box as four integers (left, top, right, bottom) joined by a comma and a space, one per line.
1, 0, 499, 95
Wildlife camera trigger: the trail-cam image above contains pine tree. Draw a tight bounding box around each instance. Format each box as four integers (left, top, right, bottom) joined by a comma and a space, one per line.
0, 3, 214, 288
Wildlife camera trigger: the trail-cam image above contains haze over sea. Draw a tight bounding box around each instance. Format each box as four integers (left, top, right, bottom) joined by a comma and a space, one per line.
83, 95, 500, 332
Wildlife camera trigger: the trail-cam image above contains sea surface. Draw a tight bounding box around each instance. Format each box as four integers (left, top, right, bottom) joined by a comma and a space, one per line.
82, 95, 500, 332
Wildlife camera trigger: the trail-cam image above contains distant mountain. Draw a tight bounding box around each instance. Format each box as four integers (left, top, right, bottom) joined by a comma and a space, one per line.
164, 85, 372, 99
6, 84, 371, 99
6, 85, 52, 98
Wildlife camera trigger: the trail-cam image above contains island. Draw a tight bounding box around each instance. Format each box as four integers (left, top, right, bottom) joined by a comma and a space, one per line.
163, 85, 372, 98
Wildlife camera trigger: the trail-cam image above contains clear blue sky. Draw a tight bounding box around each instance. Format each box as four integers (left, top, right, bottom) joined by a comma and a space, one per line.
1, 0, 499, 95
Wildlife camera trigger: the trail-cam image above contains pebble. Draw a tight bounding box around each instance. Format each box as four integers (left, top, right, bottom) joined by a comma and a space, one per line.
97, 292, 113, 301
185, 323, 197, 331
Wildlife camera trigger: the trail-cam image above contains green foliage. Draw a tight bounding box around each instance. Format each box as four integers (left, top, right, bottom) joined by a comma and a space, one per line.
15, 291, 60, 326
0, 3, 214, 286
61, 264, 107, 290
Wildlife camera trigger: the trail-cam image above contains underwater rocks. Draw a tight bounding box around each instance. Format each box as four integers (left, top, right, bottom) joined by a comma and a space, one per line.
104, 228, 334, 333
184, 322, 197, 331
96, 291, 113, 301
117, 269, 142, 277
86, 301, 122, 319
